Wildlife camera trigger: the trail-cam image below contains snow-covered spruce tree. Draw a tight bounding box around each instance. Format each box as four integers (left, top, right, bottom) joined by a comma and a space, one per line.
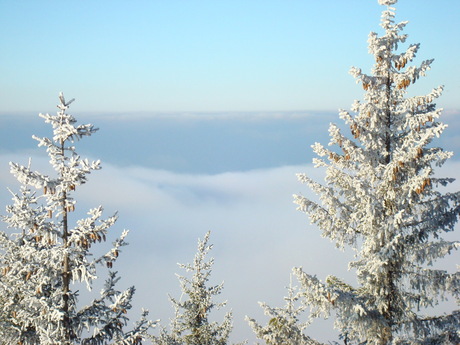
153, 232, 237, 345
292, 1, 460, 344
246, 277, 322, 345
0, 93, 154, 345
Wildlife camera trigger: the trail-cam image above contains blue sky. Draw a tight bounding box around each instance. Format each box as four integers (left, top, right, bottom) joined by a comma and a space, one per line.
1, 0, 459, 112
1, 0, 460, 343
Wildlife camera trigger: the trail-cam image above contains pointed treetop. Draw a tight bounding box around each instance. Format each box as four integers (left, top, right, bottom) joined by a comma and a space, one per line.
58, 91, 75, 108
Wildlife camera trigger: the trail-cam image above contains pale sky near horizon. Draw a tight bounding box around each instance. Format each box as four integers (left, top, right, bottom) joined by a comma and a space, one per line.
1, 0, 459, 113
1, 1, 460, 344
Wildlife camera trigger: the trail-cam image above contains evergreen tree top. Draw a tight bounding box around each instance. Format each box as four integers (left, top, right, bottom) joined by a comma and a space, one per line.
0, 93, 154, 344
288, 0, 460, 343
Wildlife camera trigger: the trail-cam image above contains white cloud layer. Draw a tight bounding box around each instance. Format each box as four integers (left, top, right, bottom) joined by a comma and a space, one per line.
0, 154, 459, 343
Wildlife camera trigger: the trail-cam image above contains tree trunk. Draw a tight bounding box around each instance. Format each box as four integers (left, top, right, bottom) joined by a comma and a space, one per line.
61, 140, 71, 344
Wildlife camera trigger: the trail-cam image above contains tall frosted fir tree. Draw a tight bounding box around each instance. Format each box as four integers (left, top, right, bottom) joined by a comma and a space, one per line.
0, 94, 154, 344
293, 1, 459, 344
154, 232, 236, 345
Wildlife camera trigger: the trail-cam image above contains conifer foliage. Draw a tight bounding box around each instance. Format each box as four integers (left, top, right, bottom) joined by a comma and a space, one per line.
0, 93, 154, 344
246, 278, 322, 345
291, 0, 459, 344
154, 232, 235, 345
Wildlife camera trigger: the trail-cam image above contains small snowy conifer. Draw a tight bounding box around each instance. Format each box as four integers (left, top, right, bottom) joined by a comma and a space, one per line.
292, 1, 460, 344
154, 232, 237, 345
246, 277, 322, 345
0, 93, 154, 344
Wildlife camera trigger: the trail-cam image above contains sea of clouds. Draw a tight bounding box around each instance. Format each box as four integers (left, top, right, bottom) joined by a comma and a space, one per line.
0, 111, 459, 343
